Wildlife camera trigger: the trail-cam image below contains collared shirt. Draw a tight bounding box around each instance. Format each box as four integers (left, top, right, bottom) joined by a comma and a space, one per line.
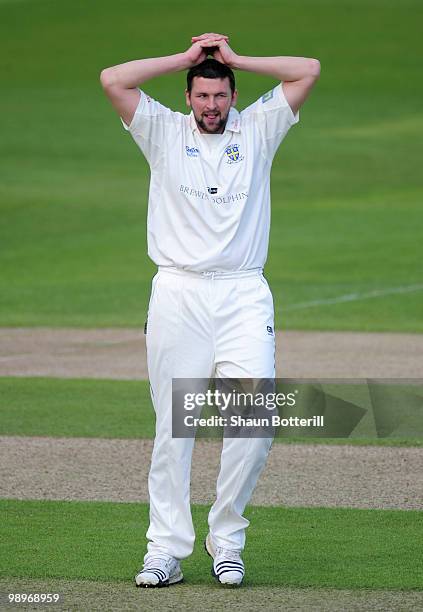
121, 84, 299, 272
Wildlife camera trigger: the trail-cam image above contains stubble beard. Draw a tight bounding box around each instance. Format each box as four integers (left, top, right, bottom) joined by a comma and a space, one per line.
195, 111, 229, 134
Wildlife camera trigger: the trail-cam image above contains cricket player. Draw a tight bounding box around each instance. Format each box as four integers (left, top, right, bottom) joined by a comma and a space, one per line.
100, 32, 320, 588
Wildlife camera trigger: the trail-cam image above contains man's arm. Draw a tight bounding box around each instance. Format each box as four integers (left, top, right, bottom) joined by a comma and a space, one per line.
234, 55, 320, 116
192, 35, 321, 115
100, 34, 229, 126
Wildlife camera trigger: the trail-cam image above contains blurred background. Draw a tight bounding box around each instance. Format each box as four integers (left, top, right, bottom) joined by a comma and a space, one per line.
1, 0, 422, 331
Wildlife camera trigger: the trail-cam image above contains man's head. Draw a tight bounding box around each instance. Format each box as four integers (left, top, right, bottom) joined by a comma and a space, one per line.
185, 59, 237, 134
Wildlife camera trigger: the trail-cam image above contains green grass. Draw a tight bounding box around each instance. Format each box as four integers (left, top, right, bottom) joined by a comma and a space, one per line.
0, 377, 156, 439
1, 499, 422, 589
0, 0, 422, 330
1, 377, 421, 446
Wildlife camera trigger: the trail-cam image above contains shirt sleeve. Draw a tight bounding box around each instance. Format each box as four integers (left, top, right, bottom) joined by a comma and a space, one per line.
120, 89, 177, 168
241, 83, 299, 160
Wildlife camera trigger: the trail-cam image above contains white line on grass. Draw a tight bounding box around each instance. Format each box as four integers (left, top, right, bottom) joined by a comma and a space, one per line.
283, 283, 423, 311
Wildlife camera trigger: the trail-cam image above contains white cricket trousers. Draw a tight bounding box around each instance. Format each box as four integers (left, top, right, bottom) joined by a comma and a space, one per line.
145, 266, 275, 560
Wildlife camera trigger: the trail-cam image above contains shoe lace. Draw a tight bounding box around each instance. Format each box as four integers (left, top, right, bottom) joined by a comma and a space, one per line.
215, 547, 241, 561
143, 555, 171, 570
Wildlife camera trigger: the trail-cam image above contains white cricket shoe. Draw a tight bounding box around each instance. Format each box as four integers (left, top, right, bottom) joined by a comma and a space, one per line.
205, 533, 245, 586
134, 554, 183, 588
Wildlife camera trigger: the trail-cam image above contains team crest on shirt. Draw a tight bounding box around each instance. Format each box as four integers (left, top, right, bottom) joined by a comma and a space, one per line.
224, 143, 244, 165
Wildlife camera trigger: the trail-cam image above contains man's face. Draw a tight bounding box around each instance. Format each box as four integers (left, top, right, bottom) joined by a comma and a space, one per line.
186, 76, 237, 134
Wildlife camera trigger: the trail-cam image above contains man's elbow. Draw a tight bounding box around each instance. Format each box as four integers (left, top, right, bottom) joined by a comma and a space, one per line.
308, 58, 321, 79
100, 67, 117, 89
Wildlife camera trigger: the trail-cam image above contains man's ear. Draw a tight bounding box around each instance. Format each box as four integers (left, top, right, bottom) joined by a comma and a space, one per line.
231, 89, 238, 107
185, 89, 191, 108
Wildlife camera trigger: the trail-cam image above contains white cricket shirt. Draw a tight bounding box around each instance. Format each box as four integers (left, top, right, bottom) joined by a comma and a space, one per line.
121, 83, 299, 272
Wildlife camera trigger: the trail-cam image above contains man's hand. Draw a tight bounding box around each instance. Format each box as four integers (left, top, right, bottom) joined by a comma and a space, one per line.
190, 33, 238, 68
191, 32, 229, 45
184, 41, 209, 67
209, 39, 238, 68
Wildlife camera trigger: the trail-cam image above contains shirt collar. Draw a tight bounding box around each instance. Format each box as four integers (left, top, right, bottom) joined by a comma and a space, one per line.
189, 107, 241, 134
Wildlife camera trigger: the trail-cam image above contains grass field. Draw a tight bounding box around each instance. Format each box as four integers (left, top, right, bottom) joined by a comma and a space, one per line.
1, 499, 422, 589
1, 0, 422, 331
1, 377, 421, 445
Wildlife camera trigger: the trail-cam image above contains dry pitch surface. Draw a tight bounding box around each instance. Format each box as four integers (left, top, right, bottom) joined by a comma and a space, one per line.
1, 328, 422, 379
1, 436, 422, 510
2, 578, 423, 612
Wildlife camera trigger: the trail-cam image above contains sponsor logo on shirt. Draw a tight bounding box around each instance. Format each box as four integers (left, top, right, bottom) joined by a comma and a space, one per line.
224, 144, 244, 165
267, 326, 274, 335
185, 146, 200, 157
207, 187, 218, 194
261, 89, 274, 103
179, 184, 248, 205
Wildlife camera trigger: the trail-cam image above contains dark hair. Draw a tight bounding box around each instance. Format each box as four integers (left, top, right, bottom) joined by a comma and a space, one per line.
187, 58, 236, 94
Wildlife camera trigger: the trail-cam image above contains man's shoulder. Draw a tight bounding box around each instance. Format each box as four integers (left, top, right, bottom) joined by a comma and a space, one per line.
239, 84, 283, 119
139, 91, 187, 122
